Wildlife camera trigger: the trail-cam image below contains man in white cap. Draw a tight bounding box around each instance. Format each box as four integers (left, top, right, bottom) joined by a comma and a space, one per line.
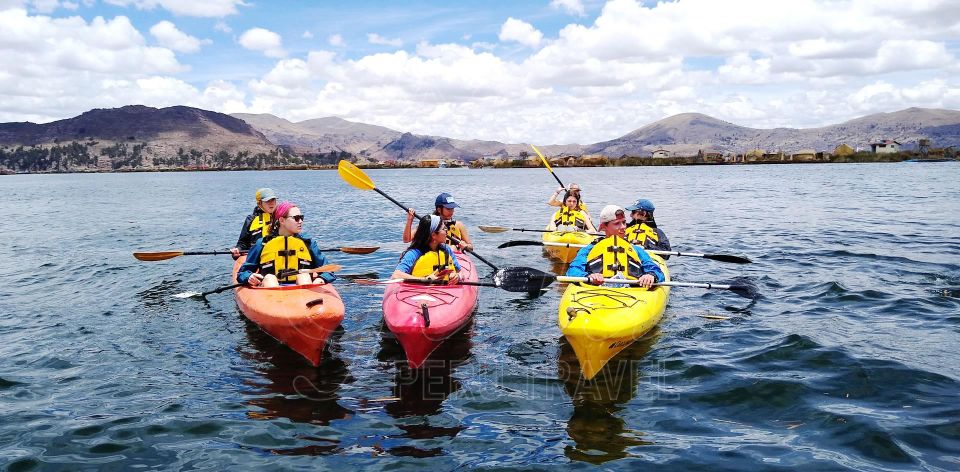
231, 188, 278, 258
566, 205, 665, 287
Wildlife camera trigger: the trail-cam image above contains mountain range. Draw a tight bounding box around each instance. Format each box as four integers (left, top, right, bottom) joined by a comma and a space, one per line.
2, 105, 959, 170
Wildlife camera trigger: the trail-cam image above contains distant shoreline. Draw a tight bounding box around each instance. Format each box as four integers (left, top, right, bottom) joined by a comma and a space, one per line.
3, 154, 956, 176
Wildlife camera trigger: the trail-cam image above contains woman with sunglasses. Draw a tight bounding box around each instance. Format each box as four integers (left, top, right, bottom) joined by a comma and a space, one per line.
392, 214, 462, 284
237, 201, 337, 287
624, 198, 671, 257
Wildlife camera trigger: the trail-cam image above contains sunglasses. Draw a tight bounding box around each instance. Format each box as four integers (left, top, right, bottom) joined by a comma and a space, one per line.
286, 215, 304, 222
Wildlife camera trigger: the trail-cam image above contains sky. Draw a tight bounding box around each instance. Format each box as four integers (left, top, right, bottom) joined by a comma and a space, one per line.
1, 0, 959, 144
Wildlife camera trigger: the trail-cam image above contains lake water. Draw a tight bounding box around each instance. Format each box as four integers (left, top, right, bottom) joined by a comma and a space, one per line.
2, 163, 959, 470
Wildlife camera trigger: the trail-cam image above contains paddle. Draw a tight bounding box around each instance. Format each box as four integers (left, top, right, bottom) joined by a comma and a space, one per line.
532, 144, 565, 188
338, 160, 500, 272
134, 246, 379, 262
355, 266, 554, 295
497, 240, 752, 264
555, 276, 757, 298
478, 225, 602, 236
173, 264, 343, 299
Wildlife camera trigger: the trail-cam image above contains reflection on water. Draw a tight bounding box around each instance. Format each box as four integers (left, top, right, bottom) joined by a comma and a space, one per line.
376, 320, 473, 457
240, 321, 354, 426
559, 330, 659, 464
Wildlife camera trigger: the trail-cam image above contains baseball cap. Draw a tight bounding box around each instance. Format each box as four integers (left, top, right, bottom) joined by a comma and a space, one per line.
435, 192, 460, 209
598, 205, 626, 225
625, 198, 655, 212
255, 188, 278, 202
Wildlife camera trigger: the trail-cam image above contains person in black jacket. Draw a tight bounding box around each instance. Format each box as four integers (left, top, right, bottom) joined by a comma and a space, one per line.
230, 188, 278, 258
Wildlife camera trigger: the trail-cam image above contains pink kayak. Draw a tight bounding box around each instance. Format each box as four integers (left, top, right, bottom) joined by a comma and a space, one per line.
382, 251, 479, 368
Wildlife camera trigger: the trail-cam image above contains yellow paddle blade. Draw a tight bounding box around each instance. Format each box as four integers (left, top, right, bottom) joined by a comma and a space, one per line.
133, 251, 184, 261
531, 145, 553, 172
337, 160, 375, 191
478, 225, 509, 233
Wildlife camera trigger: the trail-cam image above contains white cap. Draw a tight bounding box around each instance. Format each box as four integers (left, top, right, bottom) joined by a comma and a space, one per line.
598, 205, 626, 226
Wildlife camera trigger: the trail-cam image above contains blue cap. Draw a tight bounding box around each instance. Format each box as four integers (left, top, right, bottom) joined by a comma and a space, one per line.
625, 198, 655, 212
435, 192, 460, 209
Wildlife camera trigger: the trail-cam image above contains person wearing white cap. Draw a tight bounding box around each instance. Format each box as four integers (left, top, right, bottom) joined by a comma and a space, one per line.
624, 198, 671, 257
392, 215, 463, 284
402, 192, 473, 252
230, 188, 278, 258
566, 205, 665, 287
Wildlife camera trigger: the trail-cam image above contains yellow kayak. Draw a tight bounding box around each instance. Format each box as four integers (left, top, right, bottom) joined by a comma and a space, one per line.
541, 230, 595, 263
558, 254, 670, 380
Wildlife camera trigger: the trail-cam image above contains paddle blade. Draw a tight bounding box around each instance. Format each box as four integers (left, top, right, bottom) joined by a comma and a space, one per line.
494, 266, 556, 293
173, 291, 202, 299
338, 246, 380, 254
337, 160, 375, 191
498, 240, 544, 249
478, 225, 509, 233
705, 254, 752, 264
134, 251, 184, 261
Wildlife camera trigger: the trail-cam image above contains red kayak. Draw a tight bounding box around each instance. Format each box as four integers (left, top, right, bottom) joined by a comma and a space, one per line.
382, 252, 479, 368
231, 258, 345, 366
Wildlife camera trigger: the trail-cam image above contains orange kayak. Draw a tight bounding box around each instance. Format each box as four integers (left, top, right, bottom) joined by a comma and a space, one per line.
231, 258, 345, 366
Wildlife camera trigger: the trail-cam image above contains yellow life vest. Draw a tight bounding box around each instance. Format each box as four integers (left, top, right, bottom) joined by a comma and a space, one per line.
259, 235, 313, 283
625, 222, 659, 246
444, 220, 465, 245
551, 208, 588, 231
410, 247, 457, 279
248, 211, 272, 239
585, 235, 644, 279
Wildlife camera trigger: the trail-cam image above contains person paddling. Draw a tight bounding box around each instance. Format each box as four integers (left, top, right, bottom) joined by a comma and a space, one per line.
566, 205, 664, 287
231, 188, 278, 258
392, 215, 463, 284
624, 198, 672, 257
402, 192, 473, 252
548, 183, 593, 228
237, 201, 336, 287
547, 191, 597, 233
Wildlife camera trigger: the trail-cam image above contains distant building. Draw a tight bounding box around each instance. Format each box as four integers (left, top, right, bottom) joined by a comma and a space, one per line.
791, 149, 817, 161
652, 149, 670, 158
744, 149, 765, 163
762, 151, 785, 161
418, 159, 440, 168
697, 149, 723, 162
870, 139, 901, 154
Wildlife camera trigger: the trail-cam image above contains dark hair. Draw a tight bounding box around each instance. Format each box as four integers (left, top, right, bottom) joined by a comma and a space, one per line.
562, 191, 580, 207
399, 216, 442, 261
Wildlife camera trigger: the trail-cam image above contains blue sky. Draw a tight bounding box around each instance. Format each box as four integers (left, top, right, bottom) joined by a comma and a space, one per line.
1, 0, 959, 144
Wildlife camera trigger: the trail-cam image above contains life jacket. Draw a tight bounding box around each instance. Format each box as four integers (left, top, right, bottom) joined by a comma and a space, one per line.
625, 222, 659, 246
410, 247, 457, 279
258, 235, 313, 283
443, 219, 465, 245
551, 208, 588, 231
585, 235, 644, 279
248, 210, 272, 240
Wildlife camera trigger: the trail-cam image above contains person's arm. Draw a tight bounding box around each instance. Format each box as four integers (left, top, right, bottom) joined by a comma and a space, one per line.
564, 246, 592, 277
635, 245, 665, 283
308, 239, 336, 283
237, 239, 264, 285
584, 214, 597, 233
547, 186, 564, 206
402, 208, 415, 243
391, 250, 421, 280
455, 222, 473, 251
443, 245, 462, 284
232, 214, 255, 256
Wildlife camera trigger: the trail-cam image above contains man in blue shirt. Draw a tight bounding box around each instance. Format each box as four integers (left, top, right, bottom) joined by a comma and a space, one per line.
566, 205, 665, 287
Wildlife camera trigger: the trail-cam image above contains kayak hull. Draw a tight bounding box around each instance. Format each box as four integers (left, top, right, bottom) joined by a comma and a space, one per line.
542, 230, 595, 263
558, 254, 670, 380
232, 258, 345, 366
383, 252, 479, 368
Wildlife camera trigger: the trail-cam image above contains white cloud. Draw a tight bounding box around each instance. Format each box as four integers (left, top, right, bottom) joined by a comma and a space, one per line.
213, 20, 231, 33
149, 20, 209, 53
31, 0, 59, 13
550, 0, 586, 17
328, 33, 343, 47
367, 33, 402, 47
103, 0, 245, 17
238, 27, 285, 58
301, 30, 312, 39
498, 17, 542, 48
61, 0, 77, 9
